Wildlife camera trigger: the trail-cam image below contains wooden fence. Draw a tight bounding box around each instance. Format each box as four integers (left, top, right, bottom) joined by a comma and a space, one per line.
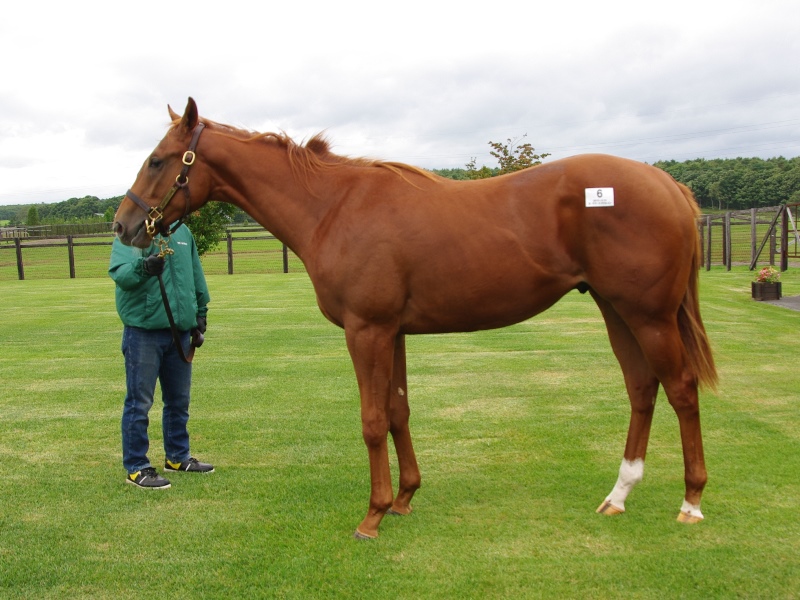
697, 204, 800, 271
1, 209, 798, 282
0, 227, 304, 281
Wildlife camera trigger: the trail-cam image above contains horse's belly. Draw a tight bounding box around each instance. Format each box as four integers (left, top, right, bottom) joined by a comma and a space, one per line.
401, 273, 572, 334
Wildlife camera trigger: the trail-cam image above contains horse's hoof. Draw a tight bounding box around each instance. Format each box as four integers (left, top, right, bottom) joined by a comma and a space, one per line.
596, 500, 624, 515
677, 511, 703, 524
678, 500, 704, 523
353, 528, 378, 540
387, 504, 412, 516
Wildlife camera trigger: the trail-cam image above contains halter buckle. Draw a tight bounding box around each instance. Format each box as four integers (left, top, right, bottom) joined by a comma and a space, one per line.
183, 150, 196, 166
145, 207, 164, 236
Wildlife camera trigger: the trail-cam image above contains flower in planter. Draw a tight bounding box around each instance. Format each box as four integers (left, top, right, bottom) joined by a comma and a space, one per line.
754, 266, 780, 283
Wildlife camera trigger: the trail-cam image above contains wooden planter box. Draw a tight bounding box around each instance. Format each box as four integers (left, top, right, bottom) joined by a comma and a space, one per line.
752, 281, 782, 301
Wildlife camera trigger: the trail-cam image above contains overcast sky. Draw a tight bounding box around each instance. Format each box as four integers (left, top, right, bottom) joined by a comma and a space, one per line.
1, 0, 798, 206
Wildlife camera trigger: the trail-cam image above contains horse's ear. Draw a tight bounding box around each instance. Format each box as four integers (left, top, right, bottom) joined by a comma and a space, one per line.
167, 98, 198, 131
180, 97, 199, 132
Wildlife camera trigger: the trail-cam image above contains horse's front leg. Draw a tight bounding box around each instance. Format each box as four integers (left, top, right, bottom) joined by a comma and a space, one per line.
345, 321, 398, 539
387, 333, 421, 516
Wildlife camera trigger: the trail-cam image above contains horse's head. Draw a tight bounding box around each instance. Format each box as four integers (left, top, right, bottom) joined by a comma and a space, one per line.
113, 97, 212, 247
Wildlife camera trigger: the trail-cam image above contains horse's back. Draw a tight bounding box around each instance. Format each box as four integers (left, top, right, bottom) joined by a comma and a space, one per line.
428, 154, 699, 301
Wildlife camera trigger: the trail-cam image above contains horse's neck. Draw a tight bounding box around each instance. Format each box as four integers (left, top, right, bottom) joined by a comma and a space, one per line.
209, 140, 333, 259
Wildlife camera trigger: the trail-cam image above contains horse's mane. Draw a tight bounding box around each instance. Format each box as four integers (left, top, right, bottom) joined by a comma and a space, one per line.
282, 132, 436, 184
178, 117, 435, 183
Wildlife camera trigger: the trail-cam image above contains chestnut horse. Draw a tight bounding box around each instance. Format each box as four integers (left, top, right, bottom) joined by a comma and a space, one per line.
113, 98, 716, 538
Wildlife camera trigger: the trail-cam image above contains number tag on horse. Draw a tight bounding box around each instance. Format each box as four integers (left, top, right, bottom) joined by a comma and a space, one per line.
585, 188, 615, 207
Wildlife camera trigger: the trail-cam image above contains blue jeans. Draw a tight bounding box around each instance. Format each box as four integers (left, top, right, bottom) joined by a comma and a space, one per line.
121, 326, 193, 474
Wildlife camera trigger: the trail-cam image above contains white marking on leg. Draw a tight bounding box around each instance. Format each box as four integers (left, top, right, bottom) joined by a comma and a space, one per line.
397, 387, 405, 397
604, 458, 644, 512
680, 500, 704, 519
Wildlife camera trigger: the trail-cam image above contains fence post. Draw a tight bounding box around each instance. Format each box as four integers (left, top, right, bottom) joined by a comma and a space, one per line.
227, 231, 234, 275
768, 210, 779, 266
68, 235, 76, 279
769, 226, 776, 266
282, 244, 289, 273
698, 218, 705, 268
781, 205, 789, 271
15, 237, 24, 280
724, 212, 732, 271
750, 208, 757, 266
705, 215, 712, 271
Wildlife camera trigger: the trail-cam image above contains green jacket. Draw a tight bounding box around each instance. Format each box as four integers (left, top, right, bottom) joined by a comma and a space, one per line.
109, 225, 210, 331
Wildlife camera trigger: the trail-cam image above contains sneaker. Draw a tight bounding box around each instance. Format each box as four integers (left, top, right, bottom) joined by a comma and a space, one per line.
126, 467, 171, 489
165, 457, 215, 473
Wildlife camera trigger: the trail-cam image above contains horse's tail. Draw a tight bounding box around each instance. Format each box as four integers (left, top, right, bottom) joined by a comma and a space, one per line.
676, 182, 718, 391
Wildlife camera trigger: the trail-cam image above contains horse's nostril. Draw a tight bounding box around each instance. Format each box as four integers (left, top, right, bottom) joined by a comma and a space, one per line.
112, 221, 123, 236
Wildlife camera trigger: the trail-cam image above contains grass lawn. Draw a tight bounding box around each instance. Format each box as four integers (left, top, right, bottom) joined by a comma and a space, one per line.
0, 268, 798, 598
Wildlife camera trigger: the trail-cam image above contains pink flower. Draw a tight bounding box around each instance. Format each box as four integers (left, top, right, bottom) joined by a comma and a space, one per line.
755, 266, 780, 283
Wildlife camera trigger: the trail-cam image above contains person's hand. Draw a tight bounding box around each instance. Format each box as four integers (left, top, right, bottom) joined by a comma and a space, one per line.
195, 316, 207, 334
143, 254, 165, 276
192, 315, 207, 347
191, 329, 205, 348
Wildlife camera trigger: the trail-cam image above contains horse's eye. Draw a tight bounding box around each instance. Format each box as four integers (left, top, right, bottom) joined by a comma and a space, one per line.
149, 156, 163, 169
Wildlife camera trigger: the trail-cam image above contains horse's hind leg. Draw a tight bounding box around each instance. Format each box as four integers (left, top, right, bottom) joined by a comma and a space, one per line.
387, 333, 421, 516
633, 320, 707, 523
593, 295, 660, 516
600, 298, 707, 523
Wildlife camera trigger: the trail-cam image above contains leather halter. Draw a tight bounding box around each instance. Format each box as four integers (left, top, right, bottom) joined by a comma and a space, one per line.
125, 122, 206, 237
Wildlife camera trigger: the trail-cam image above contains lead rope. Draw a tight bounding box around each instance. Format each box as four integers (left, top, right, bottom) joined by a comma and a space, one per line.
155, 236, 198, 364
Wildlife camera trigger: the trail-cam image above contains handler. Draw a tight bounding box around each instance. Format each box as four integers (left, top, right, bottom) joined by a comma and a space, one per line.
109, 223, 214, 489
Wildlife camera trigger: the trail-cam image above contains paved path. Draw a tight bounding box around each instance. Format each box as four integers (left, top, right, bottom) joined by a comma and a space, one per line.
765, 295, 800, 312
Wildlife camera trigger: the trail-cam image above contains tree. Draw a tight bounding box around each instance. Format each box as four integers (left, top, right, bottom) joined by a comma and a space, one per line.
463, 160, 497, 180
489, 135, 550, 174
654, 157, 800, 210
26, 206, 40, 227
465, 134, 549, 179
431, 167, 475, 181
183, 202, 238, 256
0, 206, 17, 222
